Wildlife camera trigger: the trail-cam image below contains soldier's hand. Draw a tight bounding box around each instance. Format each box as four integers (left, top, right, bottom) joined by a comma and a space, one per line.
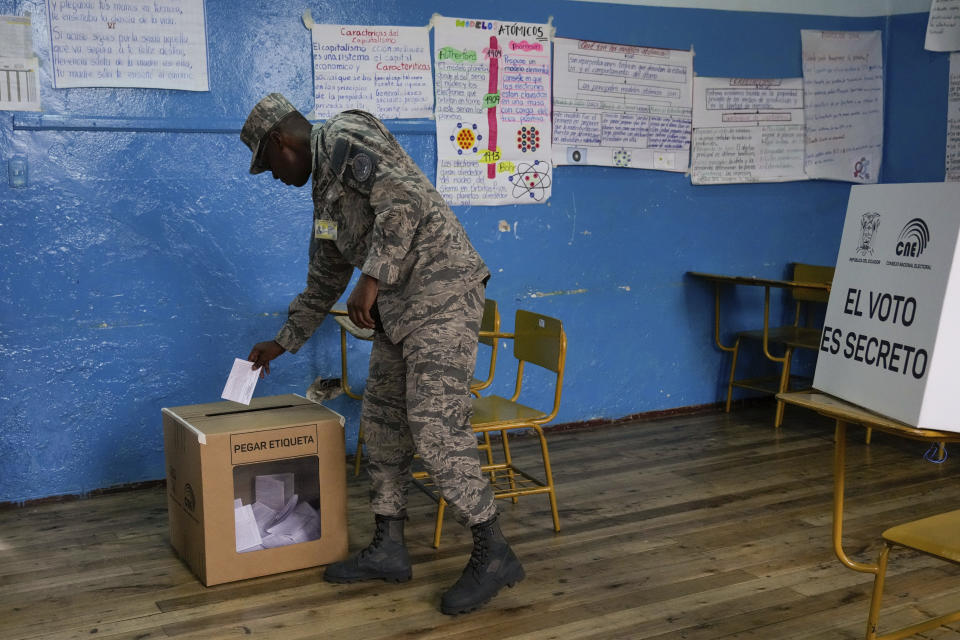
347, 273, 379, 329
247, 340, 286, 379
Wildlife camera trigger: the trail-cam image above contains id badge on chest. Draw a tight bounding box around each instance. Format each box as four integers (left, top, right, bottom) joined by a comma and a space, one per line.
314, 219, 338, 241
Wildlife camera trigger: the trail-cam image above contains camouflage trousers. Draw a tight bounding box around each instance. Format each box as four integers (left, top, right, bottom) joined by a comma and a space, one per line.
360, 282, 497, 527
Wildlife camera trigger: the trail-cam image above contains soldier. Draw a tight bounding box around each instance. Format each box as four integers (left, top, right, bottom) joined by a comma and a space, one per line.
240, 93, 524, 614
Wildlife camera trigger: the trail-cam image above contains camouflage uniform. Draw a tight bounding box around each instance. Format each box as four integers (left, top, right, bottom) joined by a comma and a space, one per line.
272, 110, 496, 527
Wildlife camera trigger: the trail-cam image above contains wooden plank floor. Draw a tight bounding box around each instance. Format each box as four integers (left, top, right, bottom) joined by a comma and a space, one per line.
3, 403, 960, 639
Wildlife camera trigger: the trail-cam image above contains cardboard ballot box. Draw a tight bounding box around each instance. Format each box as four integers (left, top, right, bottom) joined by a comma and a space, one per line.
814, 183, 960, 432
162, 394, 348, 586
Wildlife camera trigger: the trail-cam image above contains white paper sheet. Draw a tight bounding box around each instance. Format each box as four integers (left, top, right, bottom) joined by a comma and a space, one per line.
46, 0, 209, 90
926, 0, 960, 52
234, 504, 263, 552
551, 37, 693, 172
251, 501, 278, 534
220, 358, 259, 405
801, 30, 883, 184
947, 53, 960, 181
0, 15, 33, 58
691, 77, 807, 185
255, 473, 294, 511
311, 23, 433, 119
433, 15, 553, 206
0, 57, 41, 111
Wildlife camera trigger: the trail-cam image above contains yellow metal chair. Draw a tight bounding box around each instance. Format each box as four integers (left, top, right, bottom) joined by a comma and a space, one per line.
725, 263, 834, 427
864, 509, 960, 639
332, 313, 374, 476
416, 309, 565, 548
471, 298, 501, 397
336, 299, 501, 476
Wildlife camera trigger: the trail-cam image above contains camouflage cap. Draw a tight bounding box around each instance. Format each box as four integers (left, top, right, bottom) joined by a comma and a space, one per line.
240, 93, 298, 174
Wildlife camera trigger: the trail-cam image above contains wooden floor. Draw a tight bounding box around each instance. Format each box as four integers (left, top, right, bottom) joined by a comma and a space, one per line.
3, 403, 960, 639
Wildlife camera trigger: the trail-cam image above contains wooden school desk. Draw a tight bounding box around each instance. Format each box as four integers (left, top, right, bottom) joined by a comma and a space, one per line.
777, 390, 960, 640
687, 270, 832, 425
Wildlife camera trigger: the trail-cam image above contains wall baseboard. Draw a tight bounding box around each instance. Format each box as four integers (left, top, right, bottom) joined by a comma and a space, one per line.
0, 398, 774, 510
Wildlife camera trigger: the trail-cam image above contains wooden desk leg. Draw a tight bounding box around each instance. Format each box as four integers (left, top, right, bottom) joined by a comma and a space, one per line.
832, 420, 880, 575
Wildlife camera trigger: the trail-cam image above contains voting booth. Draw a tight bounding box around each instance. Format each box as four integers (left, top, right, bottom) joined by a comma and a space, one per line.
162, 394, 348, 586
814, 183, 960, 433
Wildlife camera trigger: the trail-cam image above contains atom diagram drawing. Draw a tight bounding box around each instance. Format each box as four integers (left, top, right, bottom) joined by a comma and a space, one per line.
450, 122, 482, 155
516, 126, 540, 153
613, 148, 632, 167
508, 160, 552, 201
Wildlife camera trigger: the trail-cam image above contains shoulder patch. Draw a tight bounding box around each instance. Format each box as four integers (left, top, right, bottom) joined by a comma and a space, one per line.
328, 137, 379, 192
352, 152, 374, 182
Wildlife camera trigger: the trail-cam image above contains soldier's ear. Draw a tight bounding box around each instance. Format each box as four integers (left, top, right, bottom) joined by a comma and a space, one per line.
268, 129, 285, 150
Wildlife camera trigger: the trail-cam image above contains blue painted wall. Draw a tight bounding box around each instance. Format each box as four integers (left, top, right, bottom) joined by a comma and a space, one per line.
0, 1, 945, 502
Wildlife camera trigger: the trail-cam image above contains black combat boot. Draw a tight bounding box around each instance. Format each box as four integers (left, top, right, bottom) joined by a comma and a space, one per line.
323, 513, 412, 583
440, 516, 525, 615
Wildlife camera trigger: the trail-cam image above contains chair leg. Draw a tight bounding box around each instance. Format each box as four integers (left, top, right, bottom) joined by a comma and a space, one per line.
500, 429, 519, 503
774, 347, 794, 428
433, 497, 446, 549
725, 337, 742, 413
353, 425, 364, 476
864, 543, 891, 640
481, 431, 496, 482
533, 424, 560, 532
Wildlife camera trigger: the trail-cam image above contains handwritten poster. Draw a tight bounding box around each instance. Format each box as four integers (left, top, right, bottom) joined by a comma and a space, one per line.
433, 15, 552, 206
801, 30, 883, 184
311, 24, 432, 119
47, 0, 208, 90
926, 0, 960, 52
691, 77, 806, 185
551, 37, 693, 172
947, 53, 960, 181
1, 15, 40, 111
1, 14, 33, 57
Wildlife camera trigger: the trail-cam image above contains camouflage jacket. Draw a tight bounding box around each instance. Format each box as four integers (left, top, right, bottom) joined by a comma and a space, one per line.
274, 110, 490, 351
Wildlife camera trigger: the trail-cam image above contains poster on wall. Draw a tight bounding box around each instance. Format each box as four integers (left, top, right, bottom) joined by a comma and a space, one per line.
814, 183, 960, 432
926, 0, 960, 52
947, 53, 960, 182
46, 0, 209, 91
801, 30, 883, 184
1, 15, 41, 111
310, 23, 432, 119
551, 36, 693, 172
0, 56, 40, 111
690, 77, 806, 185
433, 15, 552, 206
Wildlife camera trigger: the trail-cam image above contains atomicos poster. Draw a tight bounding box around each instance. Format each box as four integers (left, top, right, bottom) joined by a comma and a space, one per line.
433, 15, 552, 206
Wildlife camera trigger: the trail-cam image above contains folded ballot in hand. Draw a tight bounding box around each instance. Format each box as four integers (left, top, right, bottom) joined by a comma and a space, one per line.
221, 358, 259, 405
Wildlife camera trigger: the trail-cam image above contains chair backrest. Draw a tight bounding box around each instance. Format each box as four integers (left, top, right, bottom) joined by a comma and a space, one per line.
514, 310, 564, 372
472, 299, 500, 393
791, 263, 834, 304
479, 298, 500, 347
511, 310, 566, 422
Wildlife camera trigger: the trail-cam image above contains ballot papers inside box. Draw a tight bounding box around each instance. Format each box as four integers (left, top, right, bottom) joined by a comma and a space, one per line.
162, 394, 348, 586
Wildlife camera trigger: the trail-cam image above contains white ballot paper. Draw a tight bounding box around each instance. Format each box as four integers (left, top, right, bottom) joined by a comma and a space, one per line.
221, 358, 259, 405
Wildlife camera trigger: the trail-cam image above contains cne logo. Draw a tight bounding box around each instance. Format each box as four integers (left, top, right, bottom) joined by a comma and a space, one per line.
895, 218, 930, 258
